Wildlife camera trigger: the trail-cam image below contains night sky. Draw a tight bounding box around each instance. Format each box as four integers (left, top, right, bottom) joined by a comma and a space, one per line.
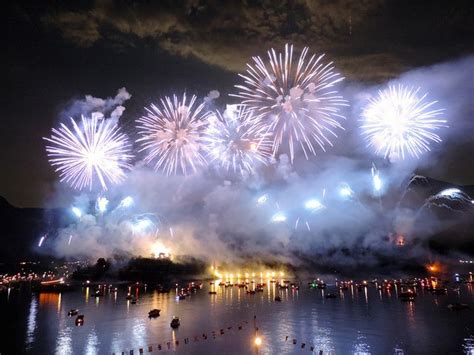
5, 0, 474, 207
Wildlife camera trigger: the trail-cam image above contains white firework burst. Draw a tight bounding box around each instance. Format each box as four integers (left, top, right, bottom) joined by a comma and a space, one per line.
361, 85, 446, 160
44, 116, 133, 190
204, 106, 272, 175
232, 43, 347, 162
136, 93, 212, 175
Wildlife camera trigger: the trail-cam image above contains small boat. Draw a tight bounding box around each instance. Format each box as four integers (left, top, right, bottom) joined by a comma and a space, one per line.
274, 296, 282, 302
125, 294, 133, 300
130, 297, 137, 304
170, 317, 180, 328
68, 309, 79, 317
247, 290, 256, 295
398, 287, 417, 301
256, 287, 264, 292
208, 291, 217, 295
148, 309, 161, 318
91, 290, 102, 297
430, 288, 447, 295
447, 303, 469, 311
316, 283, 327, 289
75, 315, 84, 326
325, 293, 337, 299
178, 294, 186, 300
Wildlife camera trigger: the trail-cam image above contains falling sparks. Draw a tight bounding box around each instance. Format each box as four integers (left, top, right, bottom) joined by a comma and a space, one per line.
118, 196, 134, 208
257, 194, 269, 205
271, 212, 287, 223
71, 207, 82, 218
38, 235, 46, 247
136, 93, 212, 175
371, 164, 383, 193
232, 44, 347, 162
96, 196, 109, 213
305, 199, 324, 211
339, 183, 353, 198
361, 85, 446, 160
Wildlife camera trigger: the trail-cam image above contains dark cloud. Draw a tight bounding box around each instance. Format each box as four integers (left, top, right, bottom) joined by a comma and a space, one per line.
42, 0, 474, 82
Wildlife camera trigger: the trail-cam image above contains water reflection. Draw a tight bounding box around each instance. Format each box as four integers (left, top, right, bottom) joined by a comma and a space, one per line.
85, 327, 99, 355
464, 335, 474, 355
55, 324, 72, 355
3, 280, 474, 354
39, 292, 60, 307
353, 332, 371, 354
26, 295, 38, 349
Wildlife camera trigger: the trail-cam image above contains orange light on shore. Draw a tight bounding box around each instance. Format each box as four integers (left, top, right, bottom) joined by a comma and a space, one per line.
396, 235, 405, 246
427, 263, 441, 273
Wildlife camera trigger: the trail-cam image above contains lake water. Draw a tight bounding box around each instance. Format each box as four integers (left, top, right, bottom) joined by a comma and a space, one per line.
2, 280, 474, 354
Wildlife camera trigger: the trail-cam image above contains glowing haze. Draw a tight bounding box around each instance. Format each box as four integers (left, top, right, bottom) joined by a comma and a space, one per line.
42, 49, 474, 268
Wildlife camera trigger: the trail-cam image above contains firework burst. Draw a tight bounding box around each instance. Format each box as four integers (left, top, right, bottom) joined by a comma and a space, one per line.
232, 44, 347, 162
44, 116, 133, 190
204, 106, 272, 175
136, 94, 212, 175
360, 85, 446, 160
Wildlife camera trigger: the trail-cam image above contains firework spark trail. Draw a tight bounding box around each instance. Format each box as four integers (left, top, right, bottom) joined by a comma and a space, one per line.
136, 93, 212, 175
360, 85, 446, 160
232, 44, 347, 162
204, 107, 272, 175
44, 116, 133, 190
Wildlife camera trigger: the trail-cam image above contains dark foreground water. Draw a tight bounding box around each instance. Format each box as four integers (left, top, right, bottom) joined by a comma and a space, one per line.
2, 280, 474, 354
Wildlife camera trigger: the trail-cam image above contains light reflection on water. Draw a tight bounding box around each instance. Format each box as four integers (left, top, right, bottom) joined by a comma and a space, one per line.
3, 281, 474, 354
464, 335, 474, 355
25, 295, 37, 350
85, 327, 99, 355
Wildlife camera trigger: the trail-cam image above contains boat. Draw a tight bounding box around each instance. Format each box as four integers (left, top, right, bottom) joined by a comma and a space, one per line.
247, 290, 256, 295
256, 287, 264, 292
447, 303, 469, 311
148, 309, 161, 318
68, 309, 79, 317
208, 291, 217, 295
130, 297, 137, 304
75, 315, 84, 326
170, 317, 180, 328
125, 294, 133, 300
430, 288, 447, 295
399, 289, 417, 302
325, 293, 337, 299
178, 294, 186, 300
91, 290, 102, 297
274, 295, 282, 302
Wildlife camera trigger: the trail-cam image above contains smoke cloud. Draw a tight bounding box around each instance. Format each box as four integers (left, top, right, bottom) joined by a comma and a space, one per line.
61, 87, 131, 124
48, 56, 474, 270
